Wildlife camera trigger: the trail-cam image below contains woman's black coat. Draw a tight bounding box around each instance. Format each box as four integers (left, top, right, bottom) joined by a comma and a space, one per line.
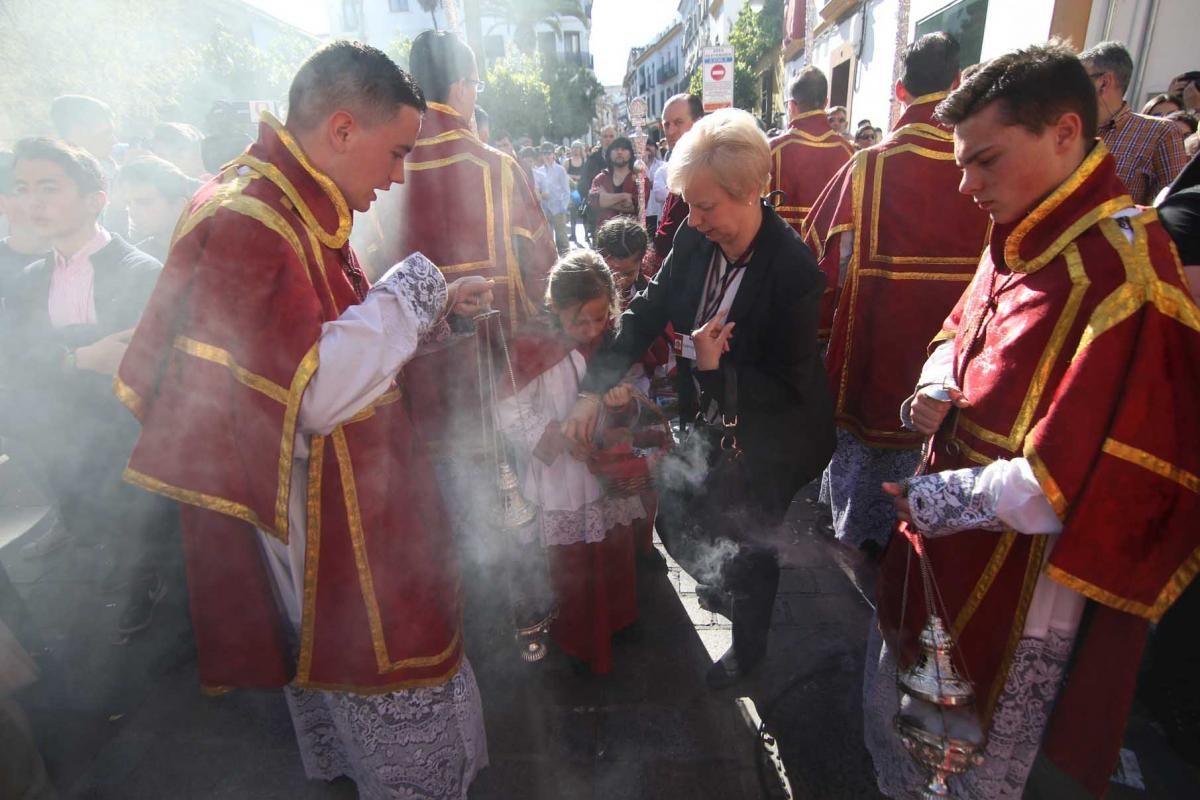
581, 204, 835, 520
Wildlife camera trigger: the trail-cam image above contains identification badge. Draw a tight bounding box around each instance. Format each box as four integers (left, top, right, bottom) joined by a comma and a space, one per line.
671, 332, 696, 360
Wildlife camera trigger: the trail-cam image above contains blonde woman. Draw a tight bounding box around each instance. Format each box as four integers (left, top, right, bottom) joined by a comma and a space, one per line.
564, 109, 835, 688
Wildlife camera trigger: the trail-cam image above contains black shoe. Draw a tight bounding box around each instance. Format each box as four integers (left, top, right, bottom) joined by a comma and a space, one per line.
705, 647, 744, 690
696, 584, 732, 617
116, 575, 167, 639
637, 547, 668, 572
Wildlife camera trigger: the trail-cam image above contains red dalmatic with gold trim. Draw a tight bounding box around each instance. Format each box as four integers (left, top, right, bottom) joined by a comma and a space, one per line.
877, 143, 1200, 794
804, 94, 990, 375
767, 109, 854, 233
370, 102, 557, 453
115, 115, 463, 693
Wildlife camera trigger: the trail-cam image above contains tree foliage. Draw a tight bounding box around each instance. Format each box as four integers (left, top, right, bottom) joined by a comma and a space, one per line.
484, 54, 552, 141
728, 0, 784, 112
0, 0, 314, 142
483, 52, 602, 143
543, 63, 605, 141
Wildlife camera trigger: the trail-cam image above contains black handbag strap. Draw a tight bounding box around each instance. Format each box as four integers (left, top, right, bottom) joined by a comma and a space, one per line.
720, 360, 738, 429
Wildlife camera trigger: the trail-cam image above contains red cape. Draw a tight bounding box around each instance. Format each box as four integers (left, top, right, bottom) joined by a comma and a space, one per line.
116, 114, 463, 693
372, 102, 557, 456
877, 143, 1200, 794
768, 109, 855, 233
805, 95, 991, 447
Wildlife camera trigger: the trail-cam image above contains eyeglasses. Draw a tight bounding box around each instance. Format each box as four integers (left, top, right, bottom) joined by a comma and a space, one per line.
466, 79, 486, 93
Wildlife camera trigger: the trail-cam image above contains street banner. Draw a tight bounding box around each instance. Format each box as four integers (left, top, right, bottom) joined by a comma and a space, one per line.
701, 45, 735, 112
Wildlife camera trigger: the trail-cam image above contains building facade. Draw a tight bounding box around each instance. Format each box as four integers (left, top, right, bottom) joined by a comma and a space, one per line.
623, 22, 684, 124
679, 0, 748, 82
781, 0, 1197, 136
326, 0, 593, 71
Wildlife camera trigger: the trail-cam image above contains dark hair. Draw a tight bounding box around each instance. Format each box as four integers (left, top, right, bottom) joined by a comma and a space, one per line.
287, 40, 425, 132
1172, 71, 1200, 100
494, 130, 512, 143
1166, 110, 1199, 135
119, 155, 199, 202
409, 30, 476, 105
1141, 93, 1181, 115
49, 95, 114, 137
539, 141, 555, 154
151, 122, 203, 172
1079, 40, 1133, 94
545, 249, 617, 318
665, 93, 704, 122
788, 67, 828, 112
606, 136, 634, 170
12, 137, 106, 194
595, 216, 648, 261
936, 41, 1099, 141
900, 32, 961, 97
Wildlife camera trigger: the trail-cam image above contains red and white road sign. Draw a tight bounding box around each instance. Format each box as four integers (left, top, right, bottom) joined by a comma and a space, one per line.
701, 46, 734, 112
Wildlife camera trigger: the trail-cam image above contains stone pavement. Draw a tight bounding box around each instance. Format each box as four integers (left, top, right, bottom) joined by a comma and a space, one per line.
3, 459, 1200, 798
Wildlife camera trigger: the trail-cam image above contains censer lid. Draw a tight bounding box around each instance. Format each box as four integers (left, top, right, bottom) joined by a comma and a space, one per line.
899, 614, 976, 707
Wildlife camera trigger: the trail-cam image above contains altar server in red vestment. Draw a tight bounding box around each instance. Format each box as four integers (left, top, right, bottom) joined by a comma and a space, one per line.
862, 43, 1200, 799
371, 30, 554, 323
115, 42, 495, 799
367, 32, 556, 566
499, 251, 644, 674
767, 66, 854, 236
804, 33, 990, 553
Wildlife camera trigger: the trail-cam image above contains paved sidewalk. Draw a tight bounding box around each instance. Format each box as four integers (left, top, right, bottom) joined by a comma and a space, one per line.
4, 476, 1200, 798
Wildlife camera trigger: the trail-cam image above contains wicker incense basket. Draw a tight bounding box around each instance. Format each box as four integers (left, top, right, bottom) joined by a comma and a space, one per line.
587, 396, 674, 497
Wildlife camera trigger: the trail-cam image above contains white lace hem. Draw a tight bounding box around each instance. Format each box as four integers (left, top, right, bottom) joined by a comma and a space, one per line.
284, 659, 488, 800
539, 494, 647, 547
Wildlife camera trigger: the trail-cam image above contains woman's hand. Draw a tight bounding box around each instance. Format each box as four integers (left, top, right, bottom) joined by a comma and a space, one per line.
909, 385, 969, 435
563, 394, 602, 445
445, 276, 495, 318
603, 385, 632, 409
692, 310, 735, 372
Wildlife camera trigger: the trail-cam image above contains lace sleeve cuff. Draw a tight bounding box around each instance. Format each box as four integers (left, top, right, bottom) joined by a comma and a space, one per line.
906, 467, 1005, 538
370, 252, 448, 339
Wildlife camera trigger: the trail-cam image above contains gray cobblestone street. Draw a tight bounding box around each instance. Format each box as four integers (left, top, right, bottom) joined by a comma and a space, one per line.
3, 467, 1200, 798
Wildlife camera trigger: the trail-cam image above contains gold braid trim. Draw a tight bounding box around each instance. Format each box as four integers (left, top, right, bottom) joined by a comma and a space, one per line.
113, 375, 146, 422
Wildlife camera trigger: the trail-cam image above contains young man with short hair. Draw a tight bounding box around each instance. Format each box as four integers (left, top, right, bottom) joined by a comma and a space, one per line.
117, 155, 199, 262
116, 40, 493, 797
768, 66, 855, 236
865, 42, 1200, 798
1081, 41, 1187, 204
3, 137, 169, 634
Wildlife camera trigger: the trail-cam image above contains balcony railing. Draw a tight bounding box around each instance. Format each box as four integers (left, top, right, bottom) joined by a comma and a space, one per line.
554, 51, 593, 69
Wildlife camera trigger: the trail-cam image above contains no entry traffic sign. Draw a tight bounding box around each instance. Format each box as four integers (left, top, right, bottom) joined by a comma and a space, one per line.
701, 46, 734, 112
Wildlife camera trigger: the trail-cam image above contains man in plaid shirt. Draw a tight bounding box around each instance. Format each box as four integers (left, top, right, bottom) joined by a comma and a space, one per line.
1081, 41, 1187, 204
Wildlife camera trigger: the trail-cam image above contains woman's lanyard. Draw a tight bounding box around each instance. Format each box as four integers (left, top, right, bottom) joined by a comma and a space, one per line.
698, 246, 754, 325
